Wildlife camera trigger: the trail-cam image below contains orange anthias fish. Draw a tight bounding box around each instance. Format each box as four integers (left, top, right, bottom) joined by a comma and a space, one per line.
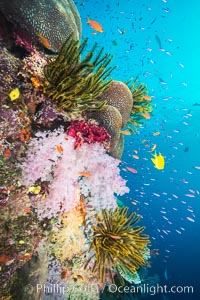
87, 17, 104, 33
120, 130, 131, 136
143, 95, 152, 101
36, 32, 51, 49
142, 113, 151, 119
56, 144, 63, 153
109, 235, 121, 240
132, 201, 137, 205
153, 131, 161, 136
132, 155, 139, 159
151, 152, 165, 170
79, 171, 92, 177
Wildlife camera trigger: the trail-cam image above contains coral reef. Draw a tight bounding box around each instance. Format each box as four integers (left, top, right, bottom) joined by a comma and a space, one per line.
42, 35, 153, 159
0, 1, 153, 297
0, 0, 82, 52
85, 207, 150, 284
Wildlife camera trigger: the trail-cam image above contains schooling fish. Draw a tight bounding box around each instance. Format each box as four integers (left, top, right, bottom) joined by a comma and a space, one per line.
153, 131, 160, 136
56, 144, 63, 153
126, 167, 138, 173
143, 95, 152, 100
155, 34, 162, 48
142, 113, 151, 119
87, 17, 103, 32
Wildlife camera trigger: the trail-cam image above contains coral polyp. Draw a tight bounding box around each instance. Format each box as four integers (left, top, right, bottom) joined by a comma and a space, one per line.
85, 207, 150, 284
44, 35, 115, 113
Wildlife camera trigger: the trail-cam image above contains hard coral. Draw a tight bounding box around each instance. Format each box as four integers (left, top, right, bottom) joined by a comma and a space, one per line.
110, 133, 124, 159
85, 207, 150, 284
86, 105, 122, 157
97, 80, 133, 127
0, 0, 81, 52
86, 80, 134, 159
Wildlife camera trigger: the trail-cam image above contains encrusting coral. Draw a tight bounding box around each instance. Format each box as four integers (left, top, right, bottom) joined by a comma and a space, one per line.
0, 0, 82, 52
0, 206, 44, 295
0, 47, 21, 94
85, 207, 150, 284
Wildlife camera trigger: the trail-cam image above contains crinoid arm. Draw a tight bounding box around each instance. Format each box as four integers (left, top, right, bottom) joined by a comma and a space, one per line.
44, 35, 116, 113
85, 207, 150, 284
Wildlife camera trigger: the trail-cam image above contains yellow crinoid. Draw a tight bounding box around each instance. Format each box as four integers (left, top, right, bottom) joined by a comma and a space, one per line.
85, 207, 150, 284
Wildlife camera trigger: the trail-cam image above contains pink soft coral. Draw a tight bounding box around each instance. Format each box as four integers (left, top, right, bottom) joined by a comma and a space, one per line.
20, 127, 129, 219
19, 127, 65, 186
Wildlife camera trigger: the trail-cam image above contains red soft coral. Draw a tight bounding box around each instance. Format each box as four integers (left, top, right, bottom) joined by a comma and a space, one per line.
66, 120, 111, 149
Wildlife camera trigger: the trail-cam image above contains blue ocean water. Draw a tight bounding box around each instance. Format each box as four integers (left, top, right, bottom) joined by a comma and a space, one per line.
77, 0, 200, 299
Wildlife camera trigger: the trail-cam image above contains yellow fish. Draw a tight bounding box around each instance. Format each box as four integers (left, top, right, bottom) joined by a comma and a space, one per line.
28, 185, 41, 194
151, 152, 165, 170
9, 88, 20, 101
